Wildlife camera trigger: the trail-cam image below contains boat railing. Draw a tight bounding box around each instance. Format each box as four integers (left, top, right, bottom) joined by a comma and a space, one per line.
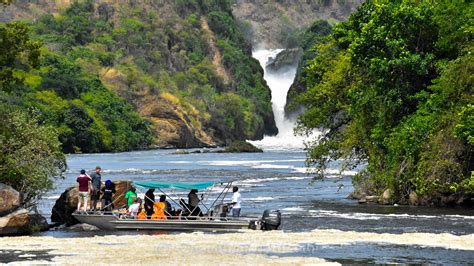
74, 210, 255, 222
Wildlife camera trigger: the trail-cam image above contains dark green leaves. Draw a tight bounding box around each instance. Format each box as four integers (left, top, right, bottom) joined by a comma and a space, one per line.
298, 1, 473, 202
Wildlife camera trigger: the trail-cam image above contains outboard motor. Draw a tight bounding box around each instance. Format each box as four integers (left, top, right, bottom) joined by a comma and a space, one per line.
261, 209, 281, 230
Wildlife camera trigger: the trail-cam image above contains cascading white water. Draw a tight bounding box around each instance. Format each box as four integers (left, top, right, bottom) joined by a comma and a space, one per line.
249, 49, 309, 150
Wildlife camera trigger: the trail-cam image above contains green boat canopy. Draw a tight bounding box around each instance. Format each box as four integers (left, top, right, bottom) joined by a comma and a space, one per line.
133, 181, 215, 190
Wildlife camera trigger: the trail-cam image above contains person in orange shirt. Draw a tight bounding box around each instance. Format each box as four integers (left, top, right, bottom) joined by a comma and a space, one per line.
151, 202, 167, 220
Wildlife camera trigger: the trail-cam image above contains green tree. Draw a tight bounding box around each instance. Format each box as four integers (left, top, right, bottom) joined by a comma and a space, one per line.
0, 104, 66, 207
297, 1, 473, 203
0, 22, 41, 93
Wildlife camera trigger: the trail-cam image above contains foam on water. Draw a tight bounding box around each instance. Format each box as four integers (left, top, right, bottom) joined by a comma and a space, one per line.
246, 196, 275, 201
42, 195, 60, 200
204, 159, 302, 167
251, 164, 294, 169
308, 210, 474, 221
236, 175, 313, 186
282, 207, 305, 212
3, 230, 473, 264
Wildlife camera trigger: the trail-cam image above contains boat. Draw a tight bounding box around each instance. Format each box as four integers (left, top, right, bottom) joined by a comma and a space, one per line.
73, 181, 281, 232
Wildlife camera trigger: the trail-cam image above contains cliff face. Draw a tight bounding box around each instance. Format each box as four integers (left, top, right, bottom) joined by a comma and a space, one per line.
232, 0, 363, 49
1, 0, 277, 149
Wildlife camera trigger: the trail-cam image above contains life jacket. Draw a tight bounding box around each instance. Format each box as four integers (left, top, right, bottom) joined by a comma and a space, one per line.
137, 210, 147, 220
151, 202, 167, 220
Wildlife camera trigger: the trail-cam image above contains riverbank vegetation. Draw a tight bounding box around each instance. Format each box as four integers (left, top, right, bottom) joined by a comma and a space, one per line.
0, 23, 66, 207
1, 21, 153, 153
1, 0, 277, 206
297, 1, 473, 205
1, 0, 277, 152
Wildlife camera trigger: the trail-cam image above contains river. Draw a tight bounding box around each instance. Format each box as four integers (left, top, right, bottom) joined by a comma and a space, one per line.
1, 50, 473, 264
7, 148, 474, 264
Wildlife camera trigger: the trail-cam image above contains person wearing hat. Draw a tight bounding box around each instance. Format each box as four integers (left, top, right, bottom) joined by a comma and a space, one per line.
89, 166, 102, 211
101, 180, 116, 212
76, 169, 92, 212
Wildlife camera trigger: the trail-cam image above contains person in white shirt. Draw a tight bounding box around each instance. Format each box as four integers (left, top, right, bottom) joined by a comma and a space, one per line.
231, 186, 242, 217
128, 198, 141, 218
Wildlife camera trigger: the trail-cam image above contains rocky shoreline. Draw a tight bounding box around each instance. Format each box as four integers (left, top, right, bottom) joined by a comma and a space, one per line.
0, 184, 49, 236
1, 179, 132, 236
348, 188, 474, 207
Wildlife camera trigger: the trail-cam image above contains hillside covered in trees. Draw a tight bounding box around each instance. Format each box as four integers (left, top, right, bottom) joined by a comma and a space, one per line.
295, 1, 473, 206
1, 0, 277, 153
232, 0, 362, 48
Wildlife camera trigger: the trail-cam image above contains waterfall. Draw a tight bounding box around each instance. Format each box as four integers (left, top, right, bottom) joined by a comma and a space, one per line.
249, 49, 309, 151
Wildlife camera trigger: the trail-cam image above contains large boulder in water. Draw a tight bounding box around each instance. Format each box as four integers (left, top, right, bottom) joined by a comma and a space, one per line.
51, 180, 132, 226
218, 141, 263, 153
266, 48, 303, 72
51, 186, 78, 226
0, 183, 21, 215
0, 183, 49, 236
0, 208, 29, 236
29, 213, 49, 232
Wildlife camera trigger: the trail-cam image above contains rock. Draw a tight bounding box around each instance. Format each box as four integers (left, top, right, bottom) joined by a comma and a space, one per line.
347, 190, 366, 200
29, 213, 50, 232
365, 196, 379, 203
409, 191, 419, 206
218, 141, 263, 153
266, 48, 303, 72
0, 208, 29, 236
398, 197, 408, 205
172, 149, 213, 155
66, 223, 99, 232
51, 186, 78, 226
382, 189, 393, 205
51, 180, 132, 226
143, 95, 216, 149
0, 183, 21, 215
262, 111, 279, 137
358, 198, 367, 204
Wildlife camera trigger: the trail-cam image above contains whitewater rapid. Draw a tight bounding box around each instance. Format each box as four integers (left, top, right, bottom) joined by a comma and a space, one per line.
249, 49, 311, 151
2, 230, 473, 264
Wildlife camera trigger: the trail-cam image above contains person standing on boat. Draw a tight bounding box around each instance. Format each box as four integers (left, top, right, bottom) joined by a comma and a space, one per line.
144, 188, 155, 218
89, 166, 102, 211
101, 180, 115, 211
231, 186, 242, 217
76, 169, 92, 212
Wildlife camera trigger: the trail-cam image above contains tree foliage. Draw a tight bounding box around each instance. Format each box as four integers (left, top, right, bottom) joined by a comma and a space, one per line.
0, 105, 66, 207
1, 20, 153, 153
0, 22, 41, 93
297, 1, 473, 204
0, 22, 66, 206
27, 0, 275, 146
